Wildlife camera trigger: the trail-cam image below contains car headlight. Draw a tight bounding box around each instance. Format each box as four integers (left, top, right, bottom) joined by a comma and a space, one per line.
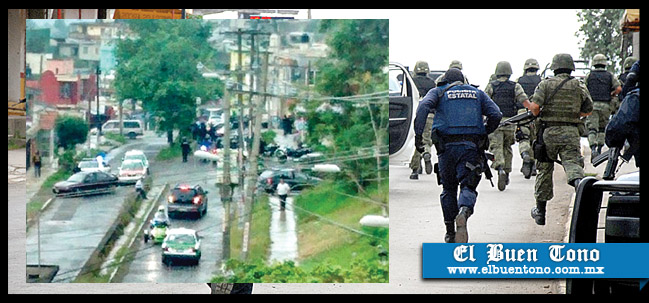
168, 196, 174, 203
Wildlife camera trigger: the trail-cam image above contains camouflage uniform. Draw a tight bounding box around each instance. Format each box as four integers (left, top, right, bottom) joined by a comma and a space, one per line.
530, 53, 593, 225
484, 61, 528, 190
584, 54, 621, 158
409, 61, 437, 178
516, 58, 543, 179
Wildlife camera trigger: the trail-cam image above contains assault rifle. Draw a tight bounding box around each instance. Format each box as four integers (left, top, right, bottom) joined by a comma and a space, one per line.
591, 145, 632, 180
499, 110, 536, 127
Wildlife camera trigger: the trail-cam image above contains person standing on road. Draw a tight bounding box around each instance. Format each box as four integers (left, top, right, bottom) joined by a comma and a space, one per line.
32, 150, 41, 178
414, 68, 502, 243
516, 58, 543, 179
522, 53, 593, 226
276, 178, 291, 211
484, 61, 529, 191
181, 137, 191, 163
584, 54, 621, 159
408, 60, 437, 180
135, 176, 147, 199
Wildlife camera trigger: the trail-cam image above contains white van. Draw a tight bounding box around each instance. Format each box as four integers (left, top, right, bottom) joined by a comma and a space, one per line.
102, 120, 144, 139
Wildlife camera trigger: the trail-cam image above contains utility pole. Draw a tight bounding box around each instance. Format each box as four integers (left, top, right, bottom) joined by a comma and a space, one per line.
221, 80, 232, 262
242, 48, 269, 260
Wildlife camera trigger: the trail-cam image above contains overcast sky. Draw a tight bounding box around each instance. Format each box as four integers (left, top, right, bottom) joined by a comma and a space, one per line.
310, 9, 584, 89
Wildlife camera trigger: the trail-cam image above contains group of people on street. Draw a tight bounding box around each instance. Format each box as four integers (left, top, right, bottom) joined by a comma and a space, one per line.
410, 54, 640, 243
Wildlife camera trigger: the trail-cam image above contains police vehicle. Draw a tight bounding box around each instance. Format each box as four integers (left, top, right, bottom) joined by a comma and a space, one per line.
389, 62, 420, 165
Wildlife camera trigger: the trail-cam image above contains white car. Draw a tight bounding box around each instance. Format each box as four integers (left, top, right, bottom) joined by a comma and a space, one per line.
123, 150, 149, 174
101, 119, 144, 139
389, 62, 421, 166
117, 159, 147, 184
76, 158, 111, 173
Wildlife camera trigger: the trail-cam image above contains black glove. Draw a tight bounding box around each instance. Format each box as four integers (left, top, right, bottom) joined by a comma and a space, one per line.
415, 134, 424, 153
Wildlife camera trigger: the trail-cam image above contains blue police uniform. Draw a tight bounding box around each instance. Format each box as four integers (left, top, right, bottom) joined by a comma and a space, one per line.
415, 74, 502, 242
605, 87, 639, 166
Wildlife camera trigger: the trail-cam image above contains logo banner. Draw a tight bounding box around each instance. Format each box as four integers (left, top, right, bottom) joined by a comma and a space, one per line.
422, 243, 649, 280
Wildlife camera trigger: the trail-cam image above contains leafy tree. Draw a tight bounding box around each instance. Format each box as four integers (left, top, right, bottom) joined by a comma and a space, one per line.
54, 115, 88, 150
304, 20, 389, 194
113, 20, 222, 144
576, 9, 626, 73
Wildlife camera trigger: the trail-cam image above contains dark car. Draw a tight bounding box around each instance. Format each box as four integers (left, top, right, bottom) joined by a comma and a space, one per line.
52, 171, 119, 197
167, 184, 208, 218
257, 168, 321, 194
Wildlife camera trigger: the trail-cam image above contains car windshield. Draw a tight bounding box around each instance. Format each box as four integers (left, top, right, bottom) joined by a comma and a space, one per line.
171, 187, 198, 201
79, 161, 98, 168
167, 234, 195, 244
121, 161, 144, 170
67, 173, 86, 182
125, 153, 146, 164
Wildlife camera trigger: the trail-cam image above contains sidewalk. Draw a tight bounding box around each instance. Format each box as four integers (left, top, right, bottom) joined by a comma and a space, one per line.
8, 149, 26, 184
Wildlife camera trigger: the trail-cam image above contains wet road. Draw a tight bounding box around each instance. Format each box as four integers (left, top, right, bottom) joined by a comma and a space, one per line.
118, 160, 227, 283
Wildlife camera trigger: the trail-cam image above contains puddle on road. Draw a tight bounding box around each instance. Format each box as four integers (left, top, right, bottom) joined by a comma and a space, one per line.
268, 196, 298, 264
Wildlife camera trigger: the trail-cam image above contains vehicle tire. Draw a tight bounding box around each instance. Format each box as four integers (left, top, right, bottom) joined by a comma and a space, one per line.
128, 132, 136, 140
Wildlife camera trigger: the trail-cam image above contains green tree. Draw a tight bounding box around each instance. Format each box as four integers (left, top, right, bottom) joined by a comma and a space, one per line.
576, 9, 626, 73
113, 20, 222, 144
54, 115, 88, 150
304, 20, 389, 194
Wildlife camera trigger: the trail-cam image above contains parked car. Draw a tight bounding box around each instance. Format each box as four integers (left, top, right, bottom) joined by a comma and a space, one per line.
123, 150, 149, 174
52, 171, 118, 197
117, 159, 147, 184
257, 168, 321, 193
167, 184, 208, 218
101, 119, 144, 139
161, 228, 202, 266
74, 158, 111, 173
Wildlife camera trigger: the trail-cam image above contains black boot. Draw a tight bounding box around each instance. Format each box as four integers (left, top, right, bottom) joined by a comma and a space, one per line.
455, 206, 472, 243
444, 221, 456, 243
409, 169, 418, 180
497, 167, 507, 191
531, 200, 546, 226
423, 152, 433, 175
591, 145, 600, 158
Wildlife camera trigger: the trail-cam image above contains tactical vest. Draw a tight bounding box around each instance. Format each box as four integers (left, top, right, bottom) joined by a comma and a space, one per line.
539, 76, 583, 124
413, 74, 436, 97
490, 80, 518, 117
432, 83, 486, 136
517, 74, 541, 97
586, 70, 613, 102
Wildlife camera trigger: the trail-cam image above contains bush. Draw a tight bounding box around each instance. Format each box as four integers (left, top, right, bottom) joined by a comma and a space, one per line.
55, 115, 88, 150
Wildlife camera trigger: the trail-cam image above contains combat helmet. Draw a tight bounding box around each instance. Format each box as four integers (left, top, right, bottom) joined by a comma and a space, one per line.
592, 54, 608, 67
523, 58, 540, 71
495, 61, 513, 76
623, 56, 638, 70
449, 60, 463, 70
414, 61, 430, 74
550, 53, 575, 71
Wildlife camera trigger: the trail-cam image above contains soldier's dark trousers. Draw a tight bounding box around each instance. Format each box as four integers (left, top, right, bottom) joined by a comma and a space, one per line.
437, 142, 482, 223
